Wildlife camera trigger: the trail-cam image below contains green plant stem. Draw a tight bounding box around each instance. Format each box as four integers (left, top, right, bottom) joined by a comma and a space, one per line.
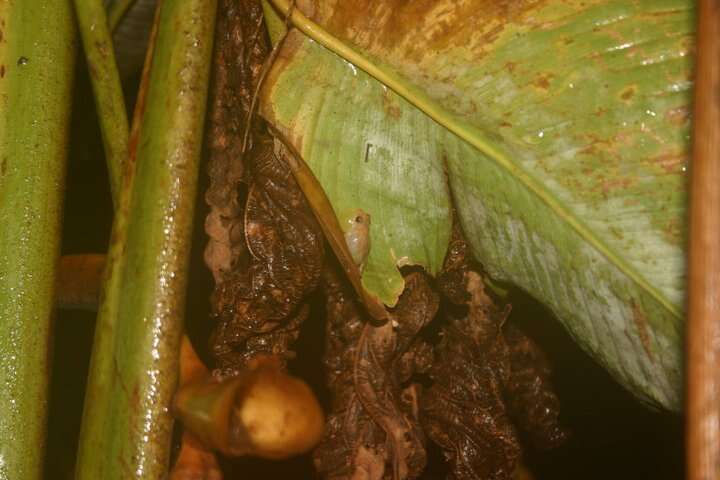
0, 2, 76, 479
74, 0, 128, 206
74, 0, 216, 477
108, 0, 139, 32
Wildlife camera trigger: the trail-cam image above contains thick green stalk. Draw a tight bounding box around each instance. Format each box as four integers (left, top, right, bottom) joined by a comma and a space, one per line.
74, 0, 129, 205
0, 2, 76, 479
74, 0, 216, 478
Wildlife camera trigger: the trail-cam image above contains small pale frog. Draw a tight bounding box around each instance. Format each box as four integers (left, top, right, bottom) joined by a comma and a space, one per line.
341, 209, 371, 270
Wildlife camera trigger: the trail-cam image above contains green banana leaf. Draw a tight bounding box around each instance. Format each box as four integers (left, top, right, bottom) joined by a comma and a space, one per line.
260, 0, 693, 410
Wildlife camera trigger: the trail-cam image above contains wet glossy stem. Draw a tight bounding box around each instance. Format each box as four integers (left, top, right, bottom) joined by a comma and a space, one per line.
108, 0, 139, 31
74, 0, 216, 478
74, 0, 129, 206
687, 1, 720, 479
0, 2, 76, 479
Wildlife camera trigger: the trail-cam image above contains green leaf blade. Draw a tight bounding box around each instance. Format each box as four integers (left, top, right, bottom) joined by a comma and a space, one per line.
264, 36, 453, 305
262, 0, 693, 409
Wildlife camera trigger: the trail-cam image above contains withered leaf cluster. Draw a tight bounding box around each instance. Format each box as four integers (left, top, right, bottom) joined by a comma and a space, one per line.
314, 267, 436, 480
201, 2, 566, 478
204, 0, 265, 285
204, 0, 323, 377
422, 227, 568, 480
312, 226, 567, 480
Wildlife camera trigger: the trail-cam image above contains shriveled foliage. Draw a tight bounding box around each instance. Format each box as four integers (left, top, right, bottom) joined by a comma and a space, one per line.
422, 226, 567, 479
204, 0, 324, 376
314, 266, 437, 479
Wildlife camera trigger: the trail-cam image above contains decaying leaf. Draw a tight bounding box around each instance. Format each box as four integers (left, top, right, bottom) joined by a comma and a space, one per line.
504, 325, 568, 451
204, 0, 266, 283
204, 0, 324, 376
422, 226, 567, 480
315, 265, 438, 479
314, 263, 388, 479
210, 133, 324, 374
423, 242, 520, 479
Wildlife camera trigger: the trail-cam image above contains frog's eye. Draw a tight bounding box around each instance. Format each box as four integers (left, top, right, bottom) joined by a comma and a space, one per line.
355, 215, 364, 224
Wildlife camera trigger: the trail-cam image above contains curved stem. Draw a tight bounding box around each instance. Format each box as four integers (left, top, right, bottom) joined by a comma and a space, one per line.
74, 0, 129, 206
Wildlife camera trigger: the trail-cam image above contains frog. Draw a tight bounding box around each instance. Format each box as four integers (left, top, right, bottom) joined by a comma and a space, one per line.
341, 209, 371, 271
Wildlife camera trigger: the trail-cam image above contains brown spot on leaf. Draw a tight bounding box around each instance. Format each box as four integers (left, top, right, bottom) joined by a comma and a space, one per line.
662, 215, 683, 245
620, 85, 637, 101
382, 87, 401, 119
310, 0, 549, 63
649, 151, 687, 174
664, 105, 690, 126
94, 40, 109, 59
631, 300, 655, 361
592, 176, 637, 197
533, 72, 554, 90
579, 144, 597, 156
